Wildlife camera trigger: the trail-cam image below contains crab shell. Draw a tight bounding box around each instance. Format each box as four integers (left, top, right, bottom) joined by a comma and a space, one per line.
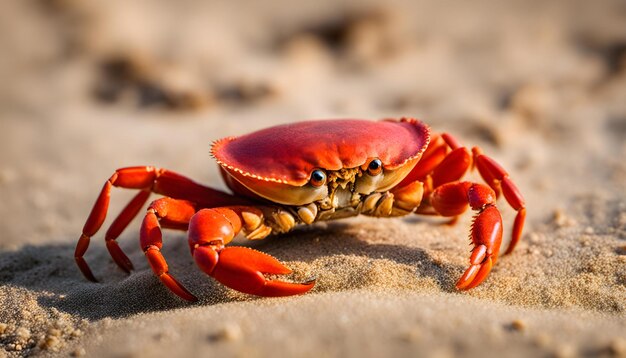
211, 118, 431, 206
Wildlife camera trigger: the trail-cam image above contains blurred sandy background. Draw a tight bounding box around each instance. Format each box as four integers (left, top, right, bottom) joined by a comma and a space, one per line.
1, 0, 625, 357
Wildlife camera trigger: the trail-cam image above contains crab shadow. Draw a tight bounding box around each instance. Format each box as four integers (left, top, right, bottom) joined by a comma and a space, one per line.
0, 221, 460, 320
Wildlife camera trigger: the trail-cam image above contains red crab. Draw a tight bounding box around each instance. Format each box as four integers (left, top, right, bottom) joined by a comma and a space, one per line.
76, 118, 526, 301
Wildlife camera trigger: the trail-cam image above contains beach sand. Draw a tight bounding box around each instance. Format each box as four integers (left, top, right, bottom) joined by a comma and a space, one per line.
1, 0, 625, 356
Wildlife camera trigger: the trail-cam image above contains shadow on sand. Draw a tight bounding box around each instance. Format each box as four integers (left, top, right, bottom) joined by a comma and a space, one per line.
0, 221, 459, 320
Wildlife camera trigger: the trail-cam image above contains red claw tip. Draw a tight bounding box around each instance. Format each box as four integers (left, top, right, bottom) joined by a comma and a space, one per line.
194, 246, 315, 297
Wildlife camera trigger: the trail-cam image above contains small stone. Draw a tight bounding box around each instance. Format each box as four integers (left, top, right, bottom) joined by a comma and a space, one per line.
552, 209, 576, 227
71, 348, 86, 357
153, 329, 178, 342
209, 323, 242, 342
584, 226, 594, 234
510, 319, 526, 332
0, 323, 7, 334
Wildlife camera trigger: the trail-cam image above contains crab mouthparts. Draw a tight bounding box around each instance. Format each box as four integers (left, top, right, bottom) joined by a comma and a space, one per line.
320, 168, 362, 210
330, 185, 355, 208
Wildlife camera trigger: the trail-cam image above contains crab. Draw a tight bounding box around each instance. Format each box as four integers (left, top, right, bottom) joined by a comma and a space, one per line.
75, 118, 526, 301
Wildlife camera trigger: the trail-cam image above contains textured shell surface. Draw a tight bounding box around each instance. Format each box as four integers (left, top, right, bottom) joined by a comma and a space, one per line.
212, 118, 430, 186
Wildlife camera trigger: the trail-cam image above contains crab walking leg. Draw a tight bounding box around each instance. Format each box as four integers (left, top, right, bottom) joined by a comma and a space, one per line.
397, 134, 449, 188
396, 132, 472, 218
398, 132, 472, 195
426, 133, 474, 190
430, 182, 503, 290
430, 148, 472, 189
140, 198, 199, 302
409, 134, 525, 255
76, 166, 245, 281
103, 190, 151, 273
472, 148, 526, 254
189, 208, 315, 297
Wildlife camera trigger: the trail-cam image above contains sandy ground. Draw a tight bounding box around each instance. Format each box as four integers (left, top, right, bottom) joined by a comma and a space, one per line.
1, 0, 625, 357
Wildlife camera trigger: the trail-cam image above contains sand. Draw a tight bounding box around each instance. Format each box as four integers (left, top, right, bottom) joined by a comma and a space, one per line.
1, 0, 625, 357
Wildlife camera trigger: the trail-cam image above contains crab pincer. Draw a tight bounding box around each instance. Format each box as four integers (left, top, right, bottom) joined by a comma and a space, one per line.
194, 246, 315, 296
187, 208, 314, 298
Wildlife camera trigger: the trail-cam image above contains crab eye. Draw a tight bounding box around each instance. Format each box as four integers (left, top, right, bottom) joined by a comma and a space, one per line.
309, 169, 327, 187
367, 159, 383, 176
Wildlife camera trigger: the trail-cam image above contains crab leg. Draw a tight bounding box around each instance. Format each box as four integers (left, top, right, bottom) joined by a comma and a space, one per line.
103, 190, 151, 273
398, 133, 472, 195
76, 166, 246, 281
397, 134, 450, 187
141, 198, 199, 301
472, 148, 526, 254
430, 182, 503, 289
406, 133, 525, 255
430, 147, 472, 189
189, 208, 315, 298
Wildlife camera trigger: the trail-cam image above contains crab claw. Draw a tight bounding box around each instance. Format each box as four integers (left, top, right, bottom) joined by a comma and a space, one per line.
455, 205, 502, 290
193, 246, 315, 297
